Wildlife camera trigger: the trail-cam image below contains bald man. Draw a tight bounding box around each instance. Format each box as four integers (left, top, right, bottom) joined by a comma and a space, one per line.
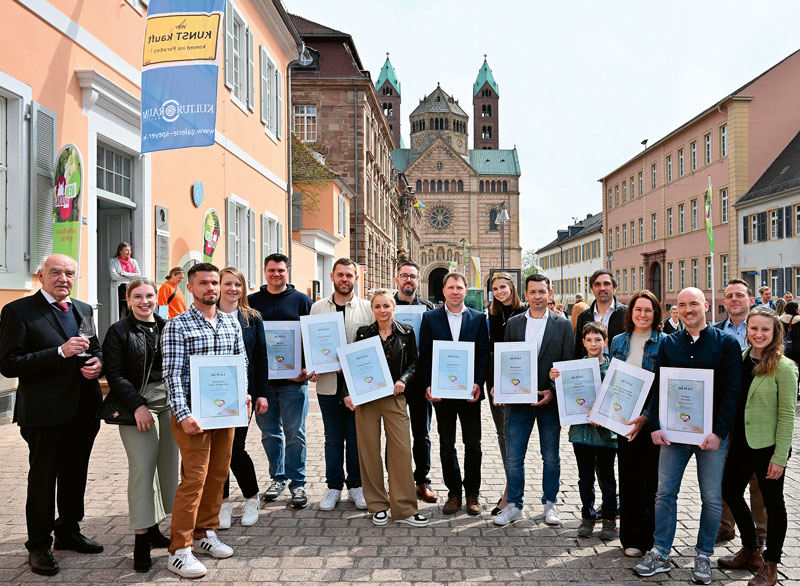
634, 287, 741, 585
0, 255, 104, 576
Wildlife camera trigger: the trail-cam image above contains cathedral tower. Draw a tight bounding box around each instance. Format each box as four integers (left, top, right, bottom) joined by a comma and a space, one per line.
375, 53, 402, 149
473, 56, 499, 150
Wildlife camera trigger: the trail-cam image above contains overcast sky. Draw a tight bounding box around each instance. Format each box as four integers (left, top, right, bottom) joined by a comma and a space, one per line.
284, 0, 800, 255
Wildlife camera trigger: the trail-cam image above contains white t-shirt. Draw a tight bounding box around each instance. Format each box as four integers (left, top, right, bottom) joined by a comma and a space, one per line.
524, 309, 548, 350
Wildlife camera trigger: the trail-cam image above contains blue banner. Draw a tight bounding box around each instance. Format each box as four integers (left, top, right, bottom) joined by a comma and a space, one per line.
140, 0, 225, 153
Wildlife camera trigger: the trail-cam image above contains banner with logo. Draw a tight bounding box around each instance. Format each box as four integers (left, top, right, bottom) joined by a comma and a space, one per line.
203, 208, 221, 262
141, 0, 225, 153
53, 144, 83, 296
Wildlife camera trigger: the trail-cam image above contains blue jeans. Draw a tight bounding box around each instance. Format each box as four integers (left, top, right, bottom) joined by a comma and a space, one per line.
317, 394, 361, 490
653, 438, 729, 557
505, 405, 561, 508
255, 382, 308, 488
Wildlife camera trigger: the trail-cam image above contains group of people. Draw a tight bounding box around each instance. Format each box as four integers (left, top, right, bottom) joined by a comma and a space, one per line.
0, 254, 795, 586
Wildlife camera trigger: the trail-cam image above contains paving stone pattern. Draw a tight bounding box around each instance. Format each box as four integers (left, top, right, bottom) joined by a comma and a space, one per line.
0, 391, 798, 585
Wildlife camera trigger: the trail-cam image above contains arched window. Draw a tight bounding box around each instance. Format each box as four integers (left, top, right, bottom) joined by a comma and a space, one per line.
487, 126, 492, 138
458, 180, 464, 192
487, 105, 492, 117
444, 180, 449, 192
423, 180, 429, 192
479, 181, 484, 193
416, 180, 422, 192
489, 209, 498, 231
502, 181, 507, 192
491, 181, 496, 193
481, 125, 486, 139
437, 180, 443, 192
430, 118, 434, 129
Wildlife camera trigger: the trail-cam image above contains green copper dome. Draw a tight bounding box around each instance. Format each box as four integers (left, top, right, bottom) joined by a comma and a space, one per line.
473, 55, 499, 97
375, 53, 400, 95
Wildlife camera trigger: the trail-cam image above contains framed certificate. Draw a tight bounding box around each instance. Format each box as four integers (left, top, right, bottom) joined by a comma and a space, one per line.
431, 340, 475, 399
589, 358, 655, 436
337, 336, 394, 406
299, 312, 347, 374
493, 342, 538, 404
554, 358, 602, 425
393, 305, 426, 347
659, 367, 713, 445
263, 321, 302, 379
189, 355, 248, 430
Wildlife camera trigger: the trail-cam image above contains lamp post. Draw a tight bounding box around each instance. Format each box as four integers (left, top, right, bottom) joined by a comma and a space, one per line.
496, 201, 510, 271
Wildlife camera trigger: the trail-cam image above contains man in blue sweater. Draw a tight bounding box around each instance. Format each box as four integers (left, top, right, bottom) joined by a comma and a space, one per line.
248, 254, 313, 509
634, 287, 741, 585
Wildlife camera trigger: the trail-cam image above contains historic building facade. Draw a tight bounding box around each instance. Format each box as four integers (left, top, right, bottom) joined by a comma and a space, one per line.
391, 59, 521, 303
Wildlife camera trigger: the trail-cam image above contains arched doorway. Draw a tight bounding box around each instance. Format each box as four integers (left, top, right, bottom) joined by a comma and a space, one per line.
428, 267, 448, 304
650, 262, 662, 301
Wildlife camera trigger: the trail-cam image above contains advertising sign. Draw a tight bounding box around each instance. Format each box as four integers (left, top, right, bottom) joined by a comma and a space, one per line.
53, 144, 83, 296
203, 208, 220, 262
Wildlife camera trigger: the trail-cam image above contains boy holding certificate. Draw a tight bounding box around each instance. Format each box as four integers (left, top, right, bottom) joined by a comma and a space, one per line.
550, 322, 617, 540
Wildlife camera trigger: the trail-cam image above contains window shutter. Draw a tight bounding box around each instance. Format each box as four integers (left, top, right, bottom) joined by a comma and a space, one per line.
261, 214, 270, 272
276, 70, 282, 138
757, 211, 767, 242
226, 197, 236, 266
259, 47, 268, 124
777, 267, 785, 296
760, 269, 768, 287
248, 209, 256, 287
292, 192, 302, 230
246, 28, 255, 111
784, 205, 792, 237
224, 1, 233, 89
30, 102, 57, 270
777, 207, 784, 239
785, 268, 792, 294
742, 215, 748, 244
277, 222, 283, 253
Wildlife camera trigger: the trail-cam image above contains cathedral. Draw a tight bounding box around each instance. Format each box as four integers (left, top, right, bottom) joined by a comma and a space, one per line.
381, 56, 522, 303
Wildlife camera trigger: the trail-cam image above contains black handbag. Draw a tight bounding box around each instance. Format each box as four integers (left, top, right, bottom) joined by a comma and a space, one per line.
97, 330, 157, 426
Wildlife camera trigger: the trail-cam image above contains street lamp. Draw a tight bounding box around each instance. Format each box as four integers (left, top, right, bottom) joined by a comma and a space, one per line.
496, 202, 510, 270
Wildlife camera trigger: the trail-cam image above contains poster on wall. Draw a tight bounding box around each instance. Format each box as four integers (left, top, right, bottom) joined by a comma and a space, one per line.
203, 208, 220, 263
53, 144, 83, 297
140, 0, 225, 153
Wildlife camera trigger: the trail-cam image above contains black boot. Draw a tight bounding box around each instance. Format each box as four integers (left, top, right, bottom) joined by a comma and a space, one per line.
133, 533, 152, 573
147, 524, 171, 548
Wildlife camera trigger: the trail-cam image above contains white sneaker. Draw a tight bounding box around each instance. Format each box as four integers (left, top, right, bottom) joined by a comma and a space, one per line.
319, 488, 342, 511
494, 504, 523, 526
167, 546, 207, 578
241, 497, 259, 527
543, 501, 561, 525
348, 487, 367, 510
396, 513, 429, 527
218, 501, 232, 530
195, 530, 233, 559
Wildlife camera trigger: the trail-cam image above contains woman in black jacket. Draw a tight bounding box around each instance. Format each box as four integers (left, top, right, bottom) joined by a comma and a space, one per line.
102, 278, 176, 572
343, 289, 428, 528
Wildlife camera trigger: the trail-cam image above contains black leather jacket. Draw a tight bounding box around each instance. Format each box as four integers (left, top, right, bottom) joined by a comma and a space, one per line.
102, 314, 166, 413
346, 320, 418, 399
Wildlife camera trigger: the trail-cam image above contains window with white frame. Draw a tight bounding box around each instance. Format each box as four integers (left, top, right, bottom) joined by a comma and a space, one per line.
622, 224, 627, 247
796, 204, 800, 234
616, 271, 620, 288
651, 163, 657, 189
615, 226, 620, 250
260, 46, 282, 138
631, 267, 635, 291
226, 196, 258, 286
668, 262, 674, 291
607, 189, 612, 209
0, 96, 6, 268
796, 268, 800, 300
691, 199, 698, 230
679, 203, 685, 233
691, 141, 697, 171
720, 188, 728, 223
639, 218, 644, 244
97, 143, 133, 199
721, 254, 728, 288
623, 269, 628, 293
622, 181, 627, 203
630, 177, 635, 199
640, 267, 644, 292
226, 3, 250, 107
705, 257, 712, 289
294, 105, 317, 142
704, 133, 712, 165
651, 213, 657, 240
338, 195, 347, 237
667, 207, 673, 236
667, 154, 672, 182
679, 260, 685, 289
771, 269, 778, 294
679, 148, 684, 176
630, 221, 635, 245
638, 171, 643, 195
720, 125, 727, 157
615, 185, 619, 206
751, 215, 758, 242
608, 229, 613, 250
770, 209, 778, 239
691, 258, 698, 287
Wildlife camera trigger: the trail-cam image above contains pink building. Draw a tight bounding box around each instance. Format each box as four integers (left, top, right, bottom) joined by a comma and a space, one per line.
600, 49, 800, 313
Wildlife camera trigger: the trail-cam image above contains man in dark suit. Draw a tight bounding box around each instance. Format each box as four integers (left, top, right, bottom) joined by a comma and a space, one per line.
493, 273, 574, 526
418, 272, 490, 515
574, 269, 627, 357
0, 254, 104, 576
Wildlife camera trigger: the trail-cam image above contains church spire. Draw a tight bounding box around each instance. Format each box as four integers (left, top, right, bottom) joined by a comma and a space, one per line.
473, 55, 499, 97
375, 52, 401, 95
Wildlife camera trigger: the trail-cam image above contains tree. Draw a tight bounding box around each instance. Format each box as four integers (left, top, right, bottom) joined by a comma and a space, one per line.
521, 248, 543, 278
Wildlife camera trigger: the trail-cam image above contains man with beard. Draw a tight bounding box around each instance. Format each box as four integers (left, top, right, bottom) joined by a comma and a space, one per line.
393, 261, 437, 503
308, 258, 373, 511
161, 263, 247, 579
574, 270, 627, 357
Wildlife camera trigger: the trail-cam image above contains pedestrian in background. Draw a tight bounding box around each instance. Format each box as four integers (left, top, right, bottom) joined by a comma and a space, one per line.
662, 306, 684, 334
570, 293, 590, 335
109, 242, 142, 319
158, 267, 186, 319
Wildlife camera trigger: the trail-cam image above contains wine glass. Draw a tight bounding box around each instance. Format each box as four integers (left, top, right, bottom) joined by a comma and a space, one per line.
77, 316, 96, 358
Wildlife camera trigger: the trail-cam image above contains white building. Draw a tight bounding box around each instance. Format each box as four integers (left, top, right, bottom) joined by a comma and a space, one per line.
735, 131, 800, 297
536, 212, 604, 305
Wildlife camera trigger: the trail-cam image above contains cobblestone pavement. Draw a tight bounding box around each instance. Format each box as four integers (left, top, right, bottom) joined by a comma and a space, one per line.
1, 390, 798, 585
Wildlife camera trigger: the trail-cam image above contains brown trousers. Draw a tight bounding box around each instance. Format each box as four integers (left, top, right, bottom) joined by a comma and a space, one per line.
720, 474, 768, 539
355, 393, 417, 520
169, 416, 234, 552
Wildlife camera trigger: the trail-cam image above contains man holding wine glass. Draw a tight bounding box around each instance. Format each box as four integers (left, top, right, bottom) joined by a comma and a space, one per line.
0, 254, 104, 577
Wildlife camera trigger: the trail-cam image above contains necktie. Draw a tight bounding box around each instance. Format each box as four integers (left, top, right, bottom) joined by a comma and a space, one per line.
53, 301, 69, 313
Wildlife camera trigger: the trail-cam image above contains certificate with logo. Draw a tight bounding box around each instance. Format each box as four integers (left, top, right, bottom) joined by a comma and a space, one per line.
393, 305, 426, 348
431, 340, 475, 400
189, 354, 248, 430
553, 358, 602, 425
659, 367, 713, 445
337, 336, 395, 406
263, 321, 302, 379
589, 358, 655, 436
493, 342, 538, 404
300, 312, 347, 374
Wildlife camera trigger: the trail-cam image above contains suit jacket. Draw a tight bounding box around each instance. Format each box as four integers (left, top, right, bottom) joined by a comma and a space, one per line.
574, 298, 627, 357
0, 291, 103, 427
504, 309, 575, 409
418, 305, 490, 399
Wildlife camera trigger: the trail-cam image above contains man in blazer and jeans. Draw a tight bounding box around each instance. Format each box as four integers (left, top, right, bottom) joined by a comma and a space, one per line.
494, 273, 574, 526
418, 272, 490, 515
0, 254, 104, 576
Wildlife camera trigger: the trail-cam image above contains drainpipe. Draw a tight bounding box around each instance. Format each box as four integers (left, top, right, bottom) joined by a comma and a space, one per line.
354, 84, 359, 268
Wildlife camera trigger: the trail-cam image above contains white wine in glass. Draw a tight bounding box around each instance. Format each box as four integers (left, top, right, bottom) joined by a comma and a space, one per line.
77, 316, 96, 358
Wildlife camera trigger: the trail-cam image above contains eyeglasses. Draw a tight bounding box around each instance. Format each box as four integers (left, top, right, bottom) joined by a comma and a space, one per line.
398, 274, 418, 281
547, 301, 555, 306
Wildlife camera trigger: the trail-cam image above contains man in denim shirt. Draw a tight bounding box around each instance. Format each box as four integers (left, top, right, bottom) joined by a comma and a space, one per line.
634, 288, 741, 585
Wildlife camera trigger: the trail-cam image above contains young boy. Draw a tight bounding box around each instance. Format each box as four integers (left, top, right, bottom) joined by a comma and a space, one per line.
550, 322, 617, 540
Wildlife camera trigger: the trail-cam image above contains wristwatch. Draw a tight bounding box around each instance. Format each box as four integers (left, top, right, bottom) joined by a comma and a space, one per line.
57, 345, 66, 358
